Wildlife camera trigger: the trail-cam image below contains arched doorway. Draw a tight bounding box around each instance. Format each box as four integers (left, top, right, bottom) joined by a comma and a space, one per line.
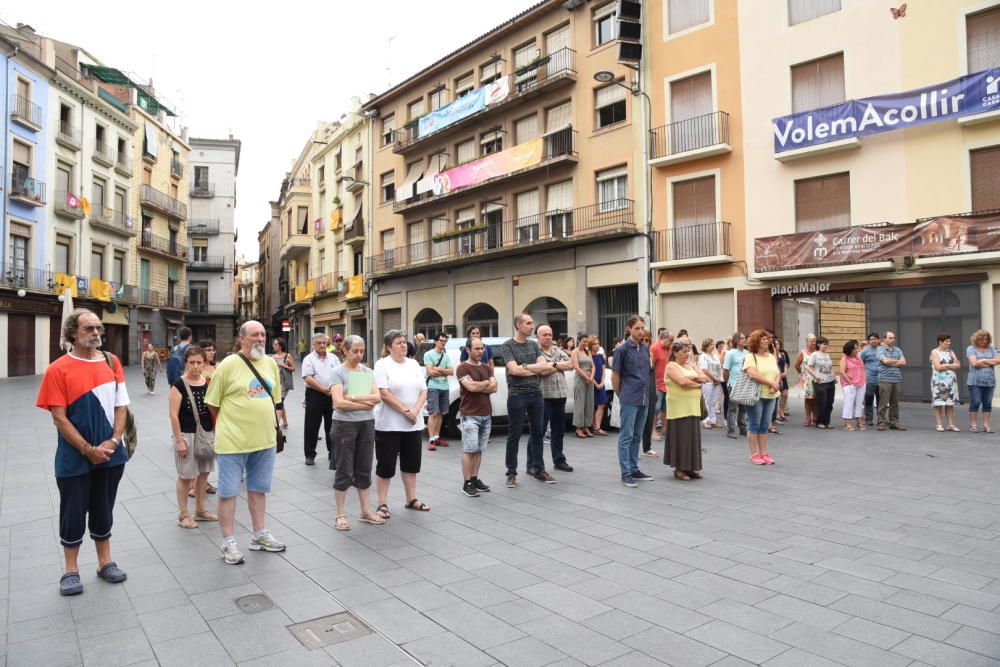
524, 297, 567, 340
413, 308, 443, 339
463, 303, 499, 337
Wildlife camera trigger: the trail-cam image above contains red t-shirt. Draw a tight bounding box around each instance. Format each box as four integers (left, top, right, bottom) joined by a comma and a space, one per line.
651, 342, 669, 393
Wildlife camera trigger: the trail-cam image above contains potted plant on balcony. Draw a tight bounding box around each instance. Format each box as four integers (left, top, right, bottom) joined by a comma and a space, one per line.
515, 54, 551, 76
332, 196, 342, 208
432, 225, 488, 243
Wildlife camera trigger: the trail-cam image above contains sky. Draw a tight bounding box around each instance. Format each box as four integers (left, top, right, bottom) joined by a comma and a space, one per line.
8, 0, 541, 260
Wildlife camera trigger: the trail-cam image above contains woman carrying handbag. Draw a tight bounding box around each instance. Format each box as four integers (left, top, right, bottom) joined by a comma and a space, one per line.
168, 346, 218, 528
740, 330, 781, 466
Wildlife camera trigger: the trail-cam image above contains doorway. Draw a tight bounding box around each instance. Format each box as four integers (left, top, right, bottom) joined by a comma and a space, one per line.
7, 314, 35, 376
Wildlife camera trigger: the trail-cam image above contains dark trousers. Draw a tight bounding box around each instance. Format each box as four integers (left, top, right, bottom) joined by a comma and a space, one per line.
56, 464, 125, 547
506, 393, 545, 476
304, 388, 333, 459
878, 382, 901, 426
864, 382, 879, 423
813, 381, 835, 426
722, 383, 730, 421
642, 375, 657, 452
543, 397, 567, 464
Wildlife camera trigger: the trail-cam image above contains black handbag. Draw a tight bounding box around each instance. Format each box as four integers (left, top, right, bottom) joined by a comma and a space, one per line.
238, 354, 285, 453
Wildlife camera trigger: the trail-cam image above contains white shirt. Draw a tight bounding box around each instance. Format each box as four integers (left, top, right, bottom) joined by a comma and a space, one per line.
373, 356, 426, 432
301, 351, 341, 388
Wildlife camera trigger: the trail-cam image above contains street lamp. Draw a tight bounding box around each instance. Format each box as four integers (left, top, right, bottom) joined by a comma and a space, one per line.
341, 175, 370, 186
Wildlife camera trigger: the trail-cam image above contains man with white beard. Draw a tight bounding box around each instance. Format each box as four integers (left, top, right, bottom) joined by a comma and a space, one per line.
205, 320, 287, 564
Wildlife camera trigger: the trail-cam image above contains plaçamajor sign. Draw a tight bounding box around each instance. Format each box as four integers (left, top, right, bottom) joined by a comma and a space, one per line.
773, 68, 1000, 153
755, 211, 1000, 272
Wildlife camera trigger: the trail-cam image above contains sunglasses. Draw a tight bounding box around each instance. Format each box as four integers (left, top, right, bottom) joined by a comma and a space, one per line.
82, 325, 105, 334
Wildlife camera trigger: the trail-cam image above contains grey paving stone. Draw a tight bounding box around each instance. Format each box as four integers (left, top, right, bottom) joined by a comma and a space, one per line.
5, 630, 81, 667
761, 646, 846, 666
718, 563, 782, 586
151, 630, 236, 667
353, 597, 446, 645
884, 589, 958, 616
698, 598, 793, 635
425, 601, 525, 649
515, 581, 612, 622
7, 583, 70, 623
207, 608, 301, 663
759, 573, 848, 606
808, 570, 900, 601
139, 602, 210, 644
485, 598, 554, 626
604, 590, 711, 633
332, 581, 394, 607
403, 630, 496, 666
756, 594, 852, 632
305, 563, 369, 591
686, 618, 791, 664
623, 627, 726, 666
579, 609, 652, 641
883, 572, 1000, 611
188, 583, 264, 621
389, 579, 463, 611
323, 632, 411, 667
239, 645, 338, 666
945, 626, 1000, 660
830, 594, 962, 641
6, 612, 74, 644
942, 604, 1000, 634
893, 634, 1000, 667
769, 621, 911, 667
833, 616, 911, 650
473, 562, 544, 591
79, 625, 154, 666
444, 576, 519, 607
522, 613, 632, 665
673, 570, 776, 606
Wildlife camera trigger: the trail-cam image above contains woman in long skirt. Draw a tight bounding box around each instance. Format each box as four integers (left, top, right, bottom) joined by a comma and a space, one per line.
663, 341, 708, 480
572, 336, 596, 437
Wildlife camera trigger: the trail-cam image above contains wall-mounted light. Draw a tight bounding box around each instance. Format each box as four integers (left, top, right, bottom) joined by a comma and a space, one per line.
16, 288, 26, 297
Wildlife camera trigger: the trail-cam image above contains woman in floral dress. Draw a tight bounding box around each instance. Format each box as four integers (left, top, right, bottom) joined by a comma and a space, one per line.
930, 332, 961, 432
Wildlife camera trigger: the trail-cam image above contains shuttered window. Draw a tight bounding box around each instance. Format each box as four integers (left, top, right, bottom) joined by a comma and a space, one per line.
409, 221, 427, 246
428, 88, 446, 111
407, 98, 425, 121
972, 146, 1000, 212
788, 0, 841, 26
968, 6, 1000, 72
514, 115, 539, 143
12, 140, 31, 167
456, 206, 476, 225
381, 113, 395, 146
672, 176, 716, 227
480, 60, 502, 84
455, 72, 474, 97
456, 139, 476, 164
546, 180, 573, 212
381, 229, 395, 254
546, 101, 572, 131
597, 166, 628, 212
513, 43, 536, 69
381, 309, 402, 333
431, 217, 448, 258
791, 53, 845, 113
595, 84, 627, 109
670, 71, 713, 122
545, 25, 571, 72
795, 172, 850, 232
516, 190, 539, 219
668, 0, 711, 34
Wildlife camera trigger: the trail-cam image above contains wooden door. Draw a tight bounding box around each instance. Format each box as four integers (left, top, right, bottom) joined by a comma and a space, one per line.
8, 314, 36, 376
49, 316, 63, 365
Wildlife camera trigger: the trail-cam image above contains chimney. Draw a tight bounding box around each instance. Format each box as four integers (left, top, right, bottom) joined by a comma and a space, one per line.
351, 96, 361, 112
181, 126, 189, 142
16, 23, 36, 33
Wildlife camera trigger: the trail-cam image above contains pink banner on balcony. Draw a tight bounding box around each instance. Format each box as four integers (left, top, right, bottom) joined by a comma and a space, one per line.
433, 138, 543, 195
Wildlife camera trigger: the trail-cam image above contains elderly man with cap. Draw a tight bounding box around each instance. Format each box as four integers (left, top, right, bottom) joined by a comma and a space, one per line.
329, 333, 346, 363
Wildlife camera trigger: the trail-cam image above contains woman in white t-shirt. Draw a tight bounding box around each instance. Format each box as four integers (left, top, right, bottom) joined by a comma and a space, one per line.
373, 330, 429, 520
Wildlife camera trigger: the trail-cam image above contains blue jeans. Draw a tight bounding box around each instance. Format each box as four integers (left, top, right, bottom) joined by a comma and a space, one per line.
969, 384, 995, 413
543, 397, 567, 464
746, 398, 777, 435
617, 403, 648, 478
506, 393, 545, 476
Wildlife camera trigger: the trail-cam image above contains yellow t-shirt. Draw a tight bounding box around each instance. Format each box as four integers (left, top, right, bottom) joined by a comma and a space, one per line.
665, 362, 702, 419
743, 352, 780, 399
205, 354, 282, 454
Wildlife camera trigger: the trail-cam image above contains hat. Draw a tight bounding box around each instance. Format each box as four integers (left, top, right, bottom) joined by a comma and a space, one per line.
333, 334, 344, 342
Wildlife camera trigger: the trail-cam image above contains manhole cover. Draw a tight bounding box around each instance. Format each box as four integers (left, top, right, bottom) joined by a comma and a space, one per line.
288, 612, 372, 649
235, 594, 274, 614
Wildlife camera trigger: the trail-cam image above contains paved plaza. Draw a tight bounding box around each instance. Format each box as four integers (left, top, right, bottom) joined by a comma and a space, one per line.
1, 370, 1000, 666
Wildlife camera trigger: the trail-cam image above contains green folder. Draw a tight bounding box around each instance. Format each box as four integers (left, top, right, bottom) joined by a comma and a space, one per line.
347, 370, 373, 396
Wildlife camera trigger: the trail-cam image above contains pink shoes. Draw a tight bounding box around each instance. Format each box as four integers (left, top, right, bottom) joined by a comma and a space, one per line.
750, 453, 766, 465
761, 452, 775, 465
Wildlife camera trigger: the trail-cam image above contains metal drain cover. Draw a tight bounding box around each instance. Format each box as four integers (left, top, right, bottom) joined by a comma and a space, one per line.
288, 612, 372, 649
235, 594, 274, 614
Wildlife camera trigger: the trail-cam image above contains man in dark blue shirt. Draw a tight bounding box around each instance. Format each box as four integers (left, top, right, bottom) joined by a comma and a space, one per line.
611, 315, 655, 487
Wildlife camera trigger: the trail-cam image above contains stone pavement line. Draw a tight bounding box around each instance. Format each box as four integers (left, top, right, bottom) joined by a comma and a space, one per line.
2, 371, 1000, 666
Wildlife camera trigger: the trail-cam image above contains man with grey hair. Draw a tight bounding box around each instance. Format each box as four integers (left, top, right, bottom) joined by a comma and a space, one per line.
536, 324, 574, 472
302, 333, 341, 465
205, 320, 286, 564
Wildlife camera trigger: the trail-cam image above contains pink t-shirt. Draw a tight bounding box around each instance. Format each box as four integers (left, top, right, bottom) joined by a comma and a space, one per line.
841, 354, 866, 387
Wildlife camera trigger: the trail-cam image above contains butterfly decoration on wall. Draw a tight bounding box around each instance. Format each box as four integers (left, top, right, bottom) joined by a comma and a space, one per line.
890, 3, 907, 19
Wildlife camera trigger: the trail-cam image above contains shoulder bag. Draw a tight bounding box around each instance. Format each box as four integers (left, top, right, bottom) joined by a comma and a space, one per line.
180, 380, 216, 461
729, 353, 761, 406
238, 354, 285, 453
103, 352, 138, 459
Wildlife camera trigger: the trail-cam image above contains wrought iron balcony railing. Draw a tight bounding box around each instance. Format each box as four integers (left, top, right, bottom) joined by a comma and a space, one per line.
139, 230, 187, 259
188, 256, 226, 271
10, 94, 41, 127
10, 173, 46, 205
650, 111, 730, 160
140, 184, 188, 219
651, 221, 732, 263
57, 121, 81, 150
0, 261, 54, 292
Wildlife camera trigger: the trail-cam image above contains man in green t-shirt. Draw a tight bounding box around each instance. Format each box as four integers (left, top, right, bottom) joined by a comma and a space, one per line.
205, 320, 287, 565
423, 332, 454, 450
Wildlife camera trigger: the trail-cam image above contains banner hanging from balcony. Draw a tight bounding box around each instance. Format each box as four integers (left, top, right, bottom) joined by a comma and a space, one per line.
773, 68, 1000, 154
54, 273, 78, 297
433, 137, 542, 195
90, 278, 112, 302
417, 77, 510, 137
755, 211, 1000, 272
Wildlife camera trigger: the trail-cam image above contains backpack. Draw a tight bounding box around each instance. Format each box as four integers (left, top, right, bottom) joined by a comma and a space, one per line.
103, 352, 138, 459
166, 342, 189, 385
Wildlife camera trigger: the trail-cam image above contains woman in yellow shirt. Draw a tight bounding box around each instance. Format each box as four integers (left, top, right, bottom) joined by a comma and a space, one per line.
663, 341, 709, 481
742, 330, 782, 466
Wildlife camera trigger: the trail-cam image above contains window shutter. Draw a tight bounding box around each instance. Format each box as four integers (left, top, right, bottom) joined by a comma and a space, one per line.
791, 53, 844, 113
788, 0, 842, 26
514, 44, 536, 69
481, 60, 501, 80
12, 141, 30, 165
595, 84, 627, 109
671, 175, 716, 227
972, 146, 1000, 211
795, 172, 850, 232
514, 115, 539, 143
432, 217, 448, 237
409, 221, 426, 245
596, 165, 627, 181
670, 72, 713, 122
546, 102, 572, 130
668, 0, 711, 34
456, 206, 476, 225
516, 190, 539, 219
545, 25, 570, 54
408, 98, 425, 120
457, 139, 476, 163
546, 180, 573, 212
455, 73, 474, 93
968, 7, 1000, 72
144, 121, 159, 158
593, 3, 616, 20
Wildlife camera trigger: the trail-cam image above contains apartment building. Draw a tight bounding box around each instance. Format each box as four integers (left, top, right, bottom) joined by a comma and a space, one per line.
738, 0, 1000, 398
236, 261, 257, 325
186, 135, 241, 351
259, 202, 281, 337
363, 0, 645, 344
644, 0, 746, 341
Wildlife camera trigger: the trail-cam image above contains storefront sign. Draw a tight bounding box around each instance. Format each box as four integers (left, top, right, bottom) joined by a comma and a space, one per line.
770, 282, 830, 297
433, 137, 543, 195
281, 319, 290, 332
0, 297, 62, 315
755, 211, 1000, 272
773, 68, 1000, 153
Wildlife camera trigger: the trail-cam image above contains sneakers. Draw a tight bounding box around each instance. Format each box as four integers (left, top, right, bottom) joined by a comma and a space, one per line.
726, 431, 738, 439
889, 424, 907, 431
437, 438, 450, 447
428, 441, 437, 451
750, 453, 766, 465
761, 452, 776, 465
462, 481, 480, 497
221, 539, 245, 565
305, 456, 316, 466
472, 477, 491, 493
632, 469, 654, 482
622, 476, 639, 488
553, 460, 574, 472
533, 471, 556, 484
506, 473, 517, 488
248, 529, 286, 552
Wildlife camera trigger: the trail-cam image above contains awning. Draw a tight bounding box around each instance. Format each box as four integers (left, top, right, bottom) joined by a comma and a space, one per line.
102, 308, 129, 326
348, 307, 366, 318
347, 199, 363, 231
313, 310, 345, 323
417, 154, 448, 195
86, 65, 133, 86
165, 318, 184, 326
144, 121, 159, 159
395, 162, 424, 203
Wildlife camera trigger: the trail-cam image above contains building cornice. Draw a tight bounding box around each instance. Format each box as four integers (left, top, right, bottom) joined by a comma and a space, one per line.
51, 73, 137, 132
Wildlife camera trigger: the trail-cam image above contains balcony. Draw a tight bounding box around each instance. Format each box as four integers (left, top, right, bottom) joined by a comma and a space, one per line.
191, 181, 215, 198
139, 230, 187, 261
162, 290, 188, 311
279, 233, 310, 260
0, 262, 54, 293
115, 154, 134, 178
116, 284, 139, 305
392, 47, 577, 154
393, 126, 577, 214
310, 272, 345, 299
650, 221, 732, 268
10, 94, 42, 130
91, 208, 137, 237
56, 121, 81, 151
140, 184, 188, 220
187, 219, 220, 235
343, 274, 366, 301
138, 288, 163, 307
93, 140, 115, 167
188, 255, 226, 271
9, 173, 46, 206
170, 157, 184, 180
188, 302, 236, 317
650, 111, 732, 167
344, 218, 365, 248
54, 190, 85, 220
345, 166, 365, 194
370, 200, 636, 277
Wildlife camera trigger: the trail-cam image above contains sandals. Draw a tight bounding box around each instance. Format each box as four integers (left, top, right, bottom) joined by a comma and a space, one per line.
844, 424, 855, 431
376, 504, 391, 520
986, 427, 995, 433
334, 515, 351, 531
206, 483, 217, 495
673, 470, 691, 481
947, 425, 961, 432
178, 513, 198, 529
687, 471, 703, 480
405, 498, 431, 512
593, 429, 608, 436
970, 425, 979, 433
195, 511, 218, 522
358, 513, 386, 525
936, 425, 945, 432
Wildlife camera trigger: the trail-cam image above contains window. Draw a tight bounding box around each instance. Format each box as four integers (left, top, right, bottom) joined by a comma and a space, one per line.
794, 172, 850, 232
546, 180, 574, 238
597, 166, 628, 212
192, 239, 208, 262
16, 77, 30, 102
381, 229, 395, 267
515, 190, 540, 242
546, 101, 572, 131
428, 87, 446, 111
595, 84, 627, 128
55, 235, 72, 274
971, 146, 1000, 211
91, 245, 105, 280
967, 6, 1000, 72
354, 146, 363, 168
668, 0, 711, 34
318, 248, 326, 273
431, 217, 448, 258
169, 183, 178, 199
481, 130, 503, 155
12, 139, 31, 181
407, 98, 425, 121
140, 258, 151, 290
514, 115, 539, 143
409, 221, 428, 262
117, 137, 127, 162
593, 3, 617, 46
791, 53, 845, 113
169, 228, 179, 254
194, 165, 209, 189
480, 60, 502, 85
143, 167, 152, 186
456, 206, 477, 254
189, 281, 208, 309
672, 175, 716, 228
10, 232, 28, 280
318, 165, 325, 185
297, 206, 309, 234
334, 151, 342, 172
788, 0, 841, 25
59, 103, 73, 137
670, 71, 714, 151
92, 178, 106, 207
56, 165, 71, 196
380, 171, 395, 203
455, 72, 475, 97
513, 43, 538, 89
95, 124, 107, 153
381, 113, 395, 145
114, 190, 126, 224
545, 25, 571, 73
113, 251, 125, 285
456, 138, 476, 164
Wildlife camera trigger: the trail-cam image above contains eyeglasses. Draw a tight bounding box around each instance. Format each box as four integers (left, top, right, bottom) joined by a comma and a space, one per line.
82, 325, 105, 334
